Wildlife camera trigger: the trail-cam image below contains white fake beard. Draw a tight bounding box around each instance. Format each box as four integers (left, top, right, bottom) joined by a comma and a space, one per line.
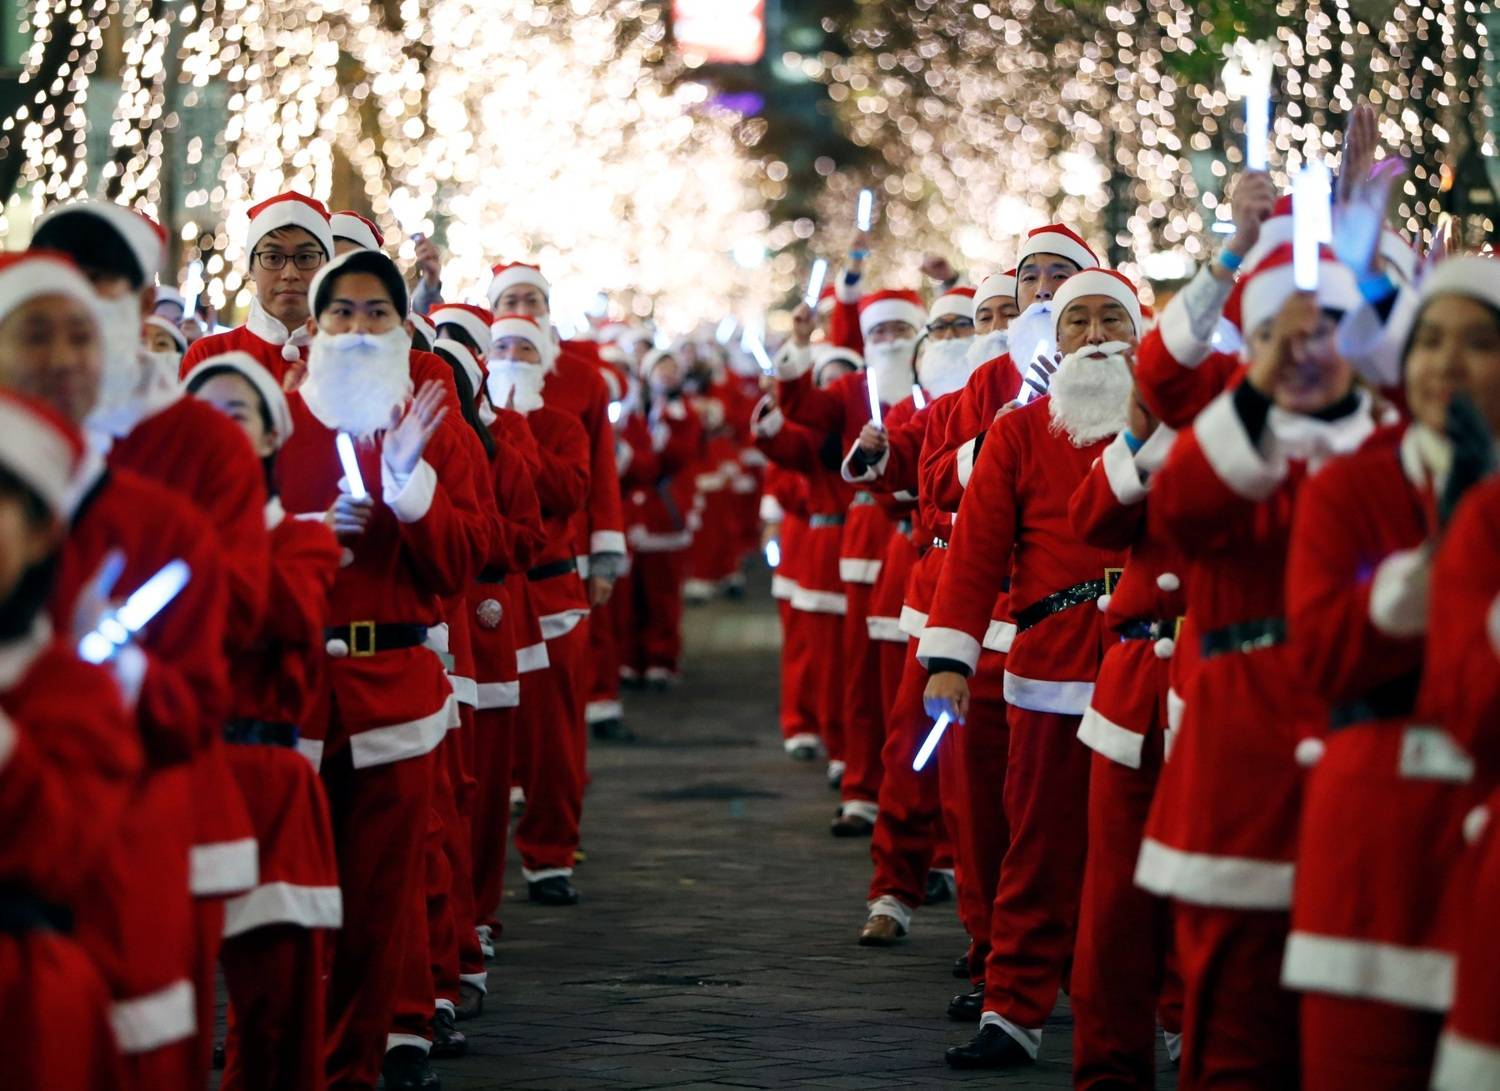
485, 358, 546, 415
863, 337, 917, 404
92, 294, 148, 421
301, 327, 414, 438
1007, 300, 1055, 378
916, 336, 977, 399
966, 328, 1009, 367
1046, 342, 1134, 447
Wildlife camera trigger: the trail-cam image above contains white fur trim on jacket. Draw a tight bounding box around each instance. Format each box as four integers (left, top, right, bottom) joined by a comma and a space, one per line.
110, 978, 196, 1054
1432, 1030, 1500, 1091
1102, 432, 1149, 505
475, 680, 520, 709
955, 437, 979, 489
774, 341, 814, 381
916, 625, 982, 673
1135, 837, 1293, 909
222, 881, 343, 938
771, 574, 798, 600
590, 530, 626, 557
1193, 389, 1284, 501
189, 837, 259, 897
790, 586, 847, 616
1368, 544, 1431, 638
381, 458, 437, 523
841, 442, 890, 484
1158, 263, 1233, 368
839, 558, 882, 584
1002, 671, 1093, 715
1077, 705, 1146, 769
540, 608, 590, 640
866, 615, 907, 644
898, 605, 928, 638
515, 641, 549, 674
349, 693, 454, 769
982, 619, 1016, 654
1281, 931, 1454, 1012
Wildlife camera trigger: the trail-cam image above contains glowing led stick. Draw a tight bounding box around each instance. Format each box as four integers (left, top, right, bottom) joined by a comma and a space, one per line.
79, 559, 191, 665
336, 432, 368, 501
747, 335, 775, 376
1226, 38, 1275, 171
1293, 159, 1333, 291
183, 259, 204, 320
911, 384, 927, 410
804, 258, 829, 308
913, 711, 952, 771
856, 189, 875, 231
867, 366, 883, 427
715, 315, 737, 344
764, 538, 781, 569
607, 401, 623, 424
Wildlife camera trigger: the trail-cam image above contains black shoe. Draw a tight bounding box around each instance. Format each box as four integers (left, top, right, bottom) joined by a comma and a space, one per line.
528, 875, 579, 906
381, 1045, 441, 1089
947, 985, 984, 1022
944, 1024, 1035, 1069
724, 582, 746, 601
830, 812, 874, 838
212, 1041, 225, 1070
789, 744, 818, 762
952, 951, 973, 979
456, 980, 484, 1020
925, 870, 956, 905
431, 1008, 467, 1059
591, 717, 636, 742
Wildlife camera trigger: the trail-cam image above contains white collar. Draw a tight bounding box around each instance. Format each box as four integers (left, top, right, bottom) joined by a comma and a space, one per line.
87, 354, 183, 440
246, 298, 313, 361
1399, 423, 1452, 495
1267, 390, 1376, 473
0, 616, 52, 692
265, 496, 286, 530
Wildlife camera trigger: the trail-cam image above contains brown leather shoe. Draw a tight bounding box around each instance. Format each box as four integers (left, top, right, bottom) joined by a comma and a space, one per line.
858, 914, 907, 946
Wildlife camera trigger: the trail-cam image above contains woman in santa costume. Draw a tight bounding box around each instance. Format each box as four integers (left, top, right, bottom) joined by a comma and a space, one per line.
760, 459, 822, 753
777, 287, 923, 837
1132, 244, 1370, 1089
921, 269, 1141, 1069
184, 351, 343, 1091
276, 247, 485, 1091
0, 389, 139, 1091
0, 248, 231, 1091
1280, 255, 1500, 1088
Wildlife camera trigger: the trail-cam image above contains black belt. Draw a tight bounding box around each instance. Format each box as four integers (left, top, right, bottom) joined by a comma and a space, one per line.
1330, 672, 1421, 732
224, 718, 299, 748
477, 565, 508, 584
1013, 579, 1106, 634
809, 514, 845, 529
1118, 618, 1181, 642
1200, 617, 1286, 660
323, 622, 429, 657
0, 888, 70, 935
527, 558, 577, 582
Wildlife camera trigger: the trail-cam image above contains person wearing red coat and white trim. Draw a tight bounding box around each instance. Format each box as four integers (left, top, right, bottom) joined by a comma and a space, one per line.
184, 351, 343, 1091
922, 269, 1141, 1069
1131, 243, 1371, 1089
0, 389, 140, 1091
1281, 257, 1500, 1088
778, 289, 920, 836
181, 192, 335, 382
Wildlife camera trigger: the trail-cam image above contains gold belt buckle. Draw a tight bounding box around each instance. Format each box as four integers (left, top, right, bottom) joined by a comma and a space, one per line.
1104, 568, 1124, 595
350, 620, 377, 657
1173, 616, 1184, 641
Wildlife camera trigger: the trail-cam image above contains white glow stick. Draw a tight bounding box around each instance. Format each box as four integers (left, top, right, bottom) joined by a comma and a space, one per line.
856, 189, 874, 231
336, 432, 368, 501
764, 538, 781, 569
715, 315, 737, 344
866, 366, 882, 427
607, 401, 623, 424
911, 383, 927, 410
747, 335, 775, 375
803, 258, 829, 308
913, 711, 952, 771
1226, 38, 1274, 171
184, 259, 204, 319
79, 559, 191, 664
1293, 159, 1333, 292
1245, 83, 1271, 172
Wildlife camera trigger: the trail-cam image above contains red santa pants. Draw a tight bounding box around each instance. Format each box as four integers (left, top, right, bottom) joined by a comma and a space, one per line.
586, 579, 625, 718
221, 925, 327, 1091
191, 897, 225, 1081
776, 599, 820, 743
389, 794, 442, 1048
790, 607, 844, 759
513, 622, 589, 876
876, 635, 907, 733
0, 931, 123, 1091
840, 581, 884, 809
322, 746, 434, 1090
469, 705, 516, 931
980, 707, 1092, 1034
954, 652, 1010, 983
1299, 993, 1441, 1090
624, 549, 688, 674
1174, 904, 1298, 1091
867, 646, 940, 911
1072, 734, 1181, 1089
440, 723, 485, 985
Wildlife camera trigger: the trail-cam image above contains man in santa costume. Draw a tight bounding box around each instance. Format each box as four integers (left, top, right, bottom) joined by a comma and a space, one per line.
777, 287, 922, 836
181, 192, 335, 380
0, 388, 140, 1091
276, 247, 485, 1090
921, 269, 1142, 1069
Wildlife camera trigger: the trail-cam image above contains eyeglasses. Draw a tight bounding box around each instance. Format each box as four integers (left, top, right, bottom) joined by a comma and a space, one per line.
928, 318, 975, 335
252, 250, 324, 272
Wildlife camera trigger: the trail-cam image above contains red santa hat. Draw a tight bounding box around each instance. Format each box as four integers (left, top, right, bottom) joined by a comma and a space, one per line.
974, 269, 1018, 310
640, 346, 676, 378
31, 201, 167, 289
1052, 269, 1144, 337
0, 250, 101, 325
1238, 243, 1360, 335
182, 350, 294, 447
154, 285, 185, 313
329, 210, 384, 251
245, 191, 335, 260
308, 248, 409, 320
857, 289, 926, 338
144, 315, 187, 354
1016, 224, 1100, 273
1415, 254, 1500, 317
408, 311, 436, 349
491, 313, 550, 355
433, 337, 485, 398
430, 302, 495, 356
0, 388, 85, 516
927, 286, 976, 324
812, 344, 863, 385
815, 284, 838, 317
488, 262, 551, 309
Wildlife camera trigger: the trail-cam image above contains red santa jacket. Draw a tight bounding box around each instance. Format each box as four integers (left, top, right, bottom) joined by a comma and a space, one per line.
622, 396, 705, 553
762, 462, 810, 601
919, 352, 1022, 514
181, 310, 306, 384
1134, 267, 1242, 429
550, 342, 628, 564
516, 403, 592, 639
919, 397, 1121, 715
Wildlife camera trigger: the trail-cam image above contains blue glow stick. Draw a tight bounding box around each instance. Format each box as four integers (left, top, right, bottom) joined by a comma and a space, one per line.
856, 189, 874, 231
1293, 159, 1333, 291
336, 432, 367, 501
804, 258, 829, 308
79, 559, 191, 664
913, 711, 952, 771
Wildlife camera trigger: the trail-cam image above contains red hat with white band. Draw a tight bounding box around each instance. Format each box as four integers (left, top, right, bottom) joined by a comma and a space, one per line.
329, 211, 384, 250
0, 250, 101, 326
144, 315, 187, 354
857, 289, 926, 338
1051, 268, 1144, 337
927, 286, 976, 324
1017, 224, 1100, 273
183, 350, 294, 447
433, 338, 485, 398
1239, 243, 1360, 336
431, 302, 496, 356
408, 312, 436, 348
0, 388, 85, 517
31, 201, 168, 289
488, 262, 551, 310
490, 312, 557, 368
245, 192, 335, 261
815, 284, 837, 316
975, 269, 1018, 310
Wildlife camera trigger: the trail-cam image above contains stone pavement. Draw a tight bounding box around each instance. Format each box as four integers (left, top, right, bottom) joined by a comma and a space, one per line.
426, 582, 1180, 1091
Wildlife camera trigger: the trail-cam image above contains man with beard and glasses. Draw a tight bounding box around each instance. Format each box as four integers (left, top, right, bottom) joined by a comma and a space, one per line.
276, 247, 486, 1091
919, 268, 1142, 1069
181, 192, 335, 382
778, 288, 923, 839
1132, 244, 1369, 1089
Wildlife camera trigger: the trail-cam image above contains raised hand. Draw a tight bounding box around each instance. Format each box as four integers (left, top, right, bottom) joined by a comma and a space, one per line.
1336, 103, 1379, 205
326, 494, 375, 540
1227, 171, 1277, 259
790, 302, 816, 347
384, 380, 448, 477
920, 253, 958, 283
413, 234, 442, 288
923, 671, 970, 725
857, 420, 889, 458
